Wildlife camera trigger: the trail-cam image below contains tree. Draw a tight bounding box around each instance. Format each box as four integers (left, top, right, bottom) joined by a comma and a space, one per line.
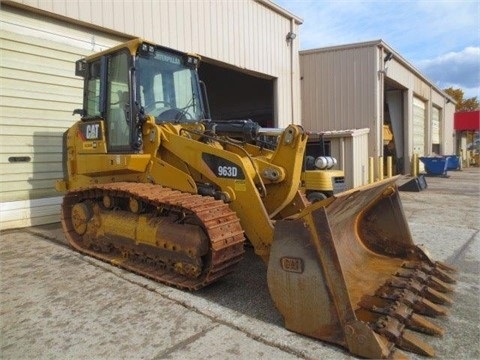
443, 87, 480, 111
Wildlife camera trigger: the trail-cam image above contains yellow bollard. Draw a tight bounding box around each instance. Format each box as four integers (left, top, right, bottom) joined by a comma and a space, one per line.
369, 157, 374, 183
411, 154, 416, 177
386, 156, 393, 178
377, 156, 384, 181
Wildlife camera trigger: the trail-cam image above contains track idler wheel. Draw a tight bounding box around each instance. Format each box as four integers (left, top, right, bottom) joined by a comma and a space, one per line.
71, 202, 93, 235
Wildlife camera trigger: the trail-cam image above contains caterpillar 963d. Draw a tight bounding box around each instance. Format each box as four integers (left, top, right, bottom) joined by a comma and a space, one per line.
56, 39, 456, 358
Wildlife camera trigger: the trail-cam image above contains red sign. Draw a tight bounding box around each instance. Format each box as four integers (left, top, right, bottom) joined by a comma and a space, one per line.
454, 111, 480, 131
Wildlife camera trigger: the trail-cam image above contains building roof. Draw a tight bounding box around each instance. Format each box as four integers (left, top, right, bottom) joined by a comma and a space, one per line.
300, 39, 456, 104
256, 0, 303, 24
454, 111, 480, 131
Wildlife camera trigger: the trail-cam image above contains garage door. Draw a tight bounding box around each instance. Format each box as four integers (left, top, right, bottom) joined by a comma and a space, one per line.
412, 97, 426, 155
412, 97, 426, 171
431, 106, 440, 154
0, 6, 126, 229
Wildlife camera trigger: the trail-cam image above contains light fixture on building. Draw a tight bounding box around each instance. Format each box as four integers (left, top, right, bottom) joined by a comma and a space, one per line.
384, 52, 394, 62
286, 32, 296, 42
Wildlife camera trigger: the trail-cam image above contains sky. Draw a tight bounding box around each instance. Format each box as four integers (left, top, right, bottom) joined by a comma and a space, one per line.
274, 0, 480, 99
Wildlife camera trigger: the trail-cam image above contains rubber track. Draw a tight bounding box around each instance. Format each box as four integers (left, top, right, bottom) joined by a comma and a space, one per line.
61, 182, 246, 290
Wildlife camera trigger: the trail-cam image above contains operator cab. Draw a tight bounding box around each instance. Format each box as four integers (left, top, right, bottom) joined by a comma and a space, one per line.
136, 43, 205, 123
75, 39, 207, 152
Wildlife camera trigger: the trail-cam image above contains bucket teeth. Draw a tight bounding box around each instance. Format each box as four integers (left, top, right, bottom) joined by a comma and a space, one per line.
359, 296, 445, 336
398, 329, 436, 357
433, 266, 457, 284
402, 261, 457, 284
395, 269, 454, 293
389, 349, 410, 360
428, 276, 454, 293
376, 287, 449, 317
386, 277, 454, 305
409, 313, 445, 336
373, 316, 436, 357
435, 260, 458, 274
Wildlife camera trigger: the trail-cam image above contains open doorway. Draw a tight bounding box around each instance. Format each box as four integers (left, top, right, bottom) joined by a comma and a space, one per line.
198, 61, 275, 128
384, 79, 407, 174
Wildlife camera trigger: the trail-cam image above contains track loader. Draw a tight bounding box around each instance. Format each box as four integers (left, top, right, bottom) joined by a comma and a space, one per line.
56, 39, 456, 358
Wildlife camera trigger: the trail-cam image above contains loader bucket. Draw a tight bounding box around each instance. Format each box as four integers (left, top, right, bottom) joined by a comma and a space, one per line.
267, 177, 456, 359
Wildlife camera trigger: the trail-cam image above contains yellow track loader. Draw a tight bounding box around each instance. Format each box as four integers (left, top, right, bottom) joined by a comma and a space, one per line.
56, 39, 456, 358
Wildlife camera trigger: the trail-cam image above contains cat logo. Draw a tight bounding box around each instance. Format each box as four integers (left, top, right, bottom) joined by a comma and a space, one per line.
79, 122, 102, 141
86, 124, 99, 139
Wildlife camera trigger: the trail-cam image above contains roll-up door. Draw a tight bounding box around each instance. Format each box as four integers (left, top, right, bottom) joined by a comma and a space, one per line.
0, 6, 126, 229
412, 97, 426, 172
412, 97, 426, 156
431, 106, 440, 154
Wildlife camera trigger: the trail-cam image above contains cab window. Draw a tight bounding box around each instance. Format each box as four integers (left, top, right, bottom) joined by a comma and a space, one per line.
106, 51, 131, 149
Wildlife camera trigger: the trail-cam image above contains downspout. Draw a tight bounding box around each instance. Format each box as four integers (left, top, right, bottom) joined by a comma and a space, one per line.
291, 18, 295, 124
287, 17, 296, 124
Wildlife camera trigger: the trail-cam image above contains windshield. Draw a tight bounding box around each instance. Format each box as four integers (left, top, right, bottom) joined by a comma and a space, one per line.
136, 49, 204, 122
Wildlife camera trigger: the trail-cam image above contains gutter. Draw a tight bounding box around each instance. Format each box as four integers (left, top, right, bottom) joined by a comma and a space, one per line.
255, 0, 303, 24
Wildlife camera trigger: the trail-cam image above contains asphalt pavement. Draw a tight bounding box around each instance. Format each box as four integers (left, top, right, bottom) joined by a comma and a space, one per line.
1, 168, 479, 360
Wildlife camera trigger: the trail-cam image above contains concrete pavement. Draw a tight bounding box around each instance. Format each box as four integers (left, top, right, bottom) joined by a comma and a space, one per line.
1, 168, 479, 359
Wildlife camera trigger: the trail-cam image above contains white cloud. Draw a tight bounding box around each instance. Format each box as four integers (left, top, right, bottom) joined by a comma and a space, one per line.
274, 0, 480, 97
418, 47, 480, 97
275, 0, 479, 58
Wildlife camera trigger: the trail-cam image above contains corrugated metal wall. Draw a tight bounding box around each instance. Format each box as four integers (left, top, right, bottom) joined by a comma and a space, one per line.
326, 129, 370, 188
300, 45, 377, 133
6, 0, 301, 127
0, 5, 128, 229
299, 45, 377, 179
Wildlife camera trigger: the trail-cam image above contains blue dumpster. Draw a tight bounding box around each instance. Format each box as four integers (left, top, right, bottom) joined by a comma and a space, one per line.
419, 156, 449, 176
443, 155, 460, 170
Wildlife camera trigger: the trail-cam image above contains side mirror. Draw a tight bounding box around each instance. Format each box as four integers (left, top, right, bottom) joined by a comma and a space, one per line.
75, 59, 86, 77
73, 108, 86, 116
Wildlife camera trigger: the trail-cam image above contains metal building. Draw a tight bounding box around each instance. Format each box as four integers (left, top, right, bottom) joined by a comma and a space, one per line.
300, 40, 456, 178
0, 0, 302, 229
